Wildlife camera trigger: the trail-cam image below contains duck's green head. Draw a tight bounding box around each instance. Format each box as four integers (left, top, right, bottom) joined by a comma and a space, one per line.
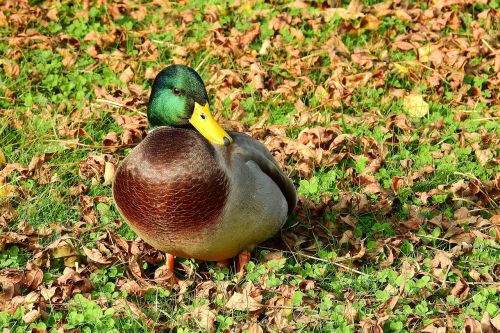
147, 64, 232, 146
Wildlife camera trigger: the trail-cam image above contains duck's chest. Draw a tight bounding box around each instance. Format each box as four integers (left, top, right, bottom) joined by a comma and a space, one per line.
112, 127, 230, 241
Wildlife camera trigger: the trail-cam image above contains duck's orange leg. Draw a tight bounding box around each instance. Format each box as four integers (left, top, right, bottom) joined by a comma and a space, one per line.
166, 253, 179, 283
237, 250, 252, 276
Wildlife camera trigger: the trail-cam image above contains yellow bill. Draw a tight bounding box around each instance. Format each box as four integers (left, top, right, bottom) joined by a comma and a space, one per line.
189, 102, 232, 146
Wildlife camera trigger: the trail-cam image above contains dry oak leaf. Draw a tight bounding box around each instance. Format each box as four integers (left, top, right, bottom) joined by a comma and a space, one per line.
248, 323, 264, 333
131, 7, 147, 21
391, 176, 412, 192
0, 269, 24, 285
153, 264, 177, 288
225, 291, 263, 311
118, 280, 153, 297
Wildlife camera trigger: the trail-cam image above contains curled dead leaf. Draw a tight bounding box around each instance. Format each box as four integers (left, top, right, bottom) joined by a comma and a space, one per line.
103, 162, 115, 185
102, 132, 119, 147
22, 309, 40, 324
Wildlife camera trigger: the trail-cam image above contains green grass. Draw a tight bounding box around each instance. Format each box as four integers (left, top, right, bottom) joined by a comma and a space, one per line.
1, 0, 499, 332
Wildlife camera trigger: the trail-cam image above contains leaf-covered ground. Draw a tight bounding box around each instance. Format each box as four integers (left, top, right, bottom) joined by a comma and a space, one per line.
1, 0, 499, 332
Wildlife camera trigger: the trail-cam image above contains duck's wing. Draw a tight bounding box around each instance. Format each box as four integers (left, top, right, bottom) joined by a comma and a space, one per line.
228, 131, 297, 214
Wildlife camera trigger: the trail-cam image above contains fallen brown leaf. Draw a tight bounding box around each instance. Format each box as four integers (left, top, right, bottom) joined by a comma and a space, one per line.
462, 317, 482, 333
225, 291, 263, 311
119, 67, 134, 84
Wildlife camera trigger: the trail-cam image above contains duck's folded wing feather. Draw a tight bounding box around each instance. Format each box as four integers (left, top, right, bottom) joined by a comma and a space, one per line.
229, 132, 297, 213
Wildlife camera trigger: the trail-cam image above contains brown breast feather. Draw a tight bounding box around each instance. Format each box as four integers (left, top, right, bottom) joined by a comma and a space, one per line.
113, 127, 229, 241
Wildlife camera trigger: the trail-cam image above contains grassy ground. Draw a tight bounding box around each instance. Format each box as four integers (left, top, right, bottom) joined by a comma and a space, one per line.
1, 0, 499, 332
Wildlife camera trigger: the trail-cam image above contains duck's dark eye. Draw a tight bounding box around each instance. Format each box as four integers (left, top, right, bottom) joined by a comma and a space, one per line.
172, 87, 181, 95
200, 113, 207, 120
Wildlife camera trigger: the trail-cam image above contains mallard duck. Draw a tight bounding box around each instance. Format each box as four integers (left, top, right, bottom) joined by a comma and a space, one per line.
112, 65, 296, 275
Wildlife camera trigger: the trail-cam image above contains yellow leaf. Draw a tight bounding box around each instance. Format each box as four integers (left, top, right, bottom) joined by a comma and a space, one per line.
0, 148, 5, 168
51, 244, 78, 259
403, 94, 429, 118
360, 15, 380, 30
0, 184, 15, 201
394, 63, 409, 74
64, 256, 79, 267
418, 44, 439, 63
313, 86, 329, 102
